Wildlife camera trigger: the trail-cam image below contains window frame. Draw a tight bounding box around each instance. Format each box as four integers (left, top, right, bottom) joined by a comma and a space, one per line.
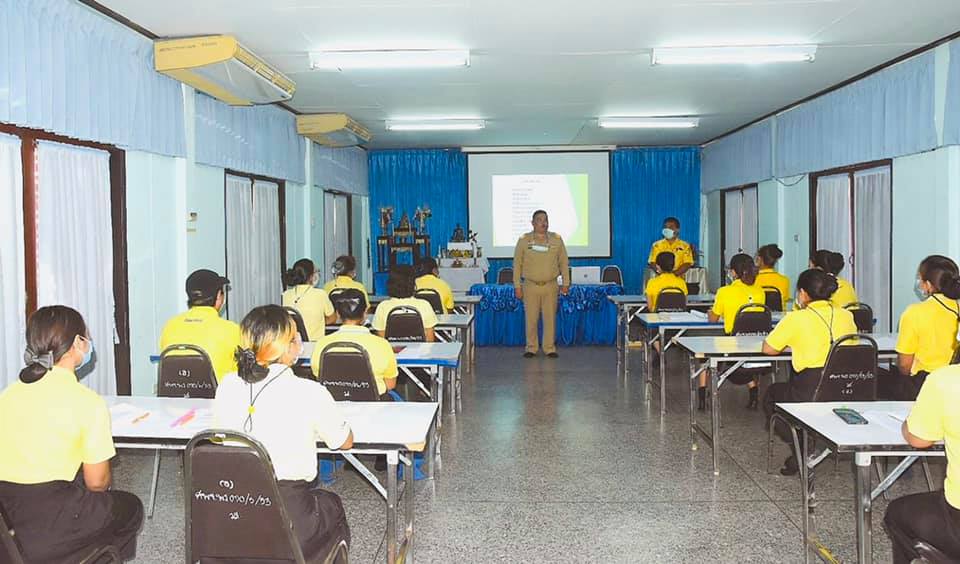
718, 182, 759, 276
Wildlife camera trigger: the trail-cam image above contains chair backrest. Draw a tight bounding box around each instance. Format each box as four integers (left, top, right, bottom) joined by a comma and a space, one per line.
185, 430, 306, 564
813, 334, 878, 402
283, 306, 310, 342
322, 539, 349, 564
497, 267, 513, 285
655, 287, 687, 312
384, 306, 426, 342
317, 341, 380, 401
762, 286, 783, 312
601, 265, 623, 286
157, 344, 217, 399
414, 288, 444, 314
731, 303, 773, 336
0, 505, 25, 564
844, 302, 874, 334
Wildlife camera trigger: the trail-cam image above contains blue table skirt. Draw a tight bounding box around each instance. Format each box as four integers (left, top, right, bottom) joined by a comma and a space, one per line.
467, 283, 623, 346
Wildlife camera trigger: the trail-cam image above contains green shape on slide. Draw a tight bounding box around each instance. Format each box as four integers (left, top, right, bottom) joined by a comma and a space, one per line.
566, 174, 589, 245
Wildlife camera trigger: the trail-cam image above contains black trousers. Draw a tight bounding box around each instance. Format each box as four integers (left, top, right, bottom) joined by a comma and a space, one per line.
884, 490, 960, 564
0, 480, 143, 563
277, 481, 350, 561
762, 367, 821, 444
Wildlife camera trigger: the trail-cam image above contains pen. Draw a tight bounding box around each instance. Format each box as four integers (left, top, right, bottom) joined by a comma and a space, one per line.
131, 412, 150, 424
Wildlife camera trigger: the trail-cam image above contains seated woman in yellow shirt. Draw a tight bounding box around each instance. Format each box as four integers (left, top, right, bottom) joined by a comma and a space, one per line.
755, 244, 790, 311
282, 258, 337, 340
810, 249, 858, 307
762, 269, 859, 475
702, 254, 767, 410
884, 363, 960, 564
323, 255, 370, 311
372, 265, 438, 342
415, 257, 455, 313
893, 255, 960, 400
313, 289, 400, 400
0, 306, 143, 562
644, 252, 688, 311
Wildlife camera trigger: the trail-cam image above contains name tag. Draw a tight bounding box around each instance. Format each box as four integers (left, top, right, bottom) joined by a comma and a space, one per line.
531, 244, 549, 252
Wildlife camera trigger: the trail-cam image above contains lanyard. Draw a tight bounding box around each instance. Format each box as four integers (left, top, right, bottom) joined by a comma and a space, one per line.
931, 294, 960, 319
244, 367, 289, 432
807, 302, 836, 344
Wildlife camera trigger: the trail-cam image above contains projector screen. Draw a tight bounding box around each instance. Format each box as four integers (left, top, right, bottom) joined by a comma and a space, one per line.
468, 152, 611, 258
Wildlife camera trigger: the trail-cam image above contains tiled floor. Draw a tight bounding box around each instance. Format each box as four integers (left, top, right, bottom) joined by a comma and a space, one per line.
116, 346, 939, 563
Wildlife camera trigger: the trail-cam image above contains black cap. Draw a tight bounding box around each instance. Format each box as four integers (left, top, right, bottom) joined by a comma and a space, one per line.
185, 269, 230, 300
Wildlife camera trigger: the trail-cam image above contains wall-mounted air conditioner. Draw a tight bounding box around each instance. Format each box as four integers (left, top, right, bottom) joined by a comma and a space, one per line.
296, 114, 372, 147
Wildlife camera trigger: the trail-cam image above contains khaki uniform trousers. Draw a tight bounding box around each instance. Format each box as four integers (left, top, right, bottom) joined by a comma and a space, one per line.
523, 280, 559, 354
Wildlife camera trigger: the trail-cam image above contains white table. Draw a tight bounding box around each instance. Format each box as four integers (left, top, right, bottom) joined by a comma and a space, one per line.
106, 396, 437, 564
607, 294, 716, 366
674, 334, 898, 475
775, 401, 945, 564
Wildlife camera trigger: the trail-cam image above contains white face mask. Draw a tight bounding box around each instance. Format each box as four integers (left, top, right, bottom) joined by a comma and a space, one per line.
662, 228, 676, 239
914, 278, 928, 301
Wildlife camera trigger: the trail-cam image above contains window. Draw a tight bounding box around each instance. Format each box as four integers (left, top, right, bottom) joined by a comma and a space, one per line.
720, 184, 759, 273
810, 160, 892, 332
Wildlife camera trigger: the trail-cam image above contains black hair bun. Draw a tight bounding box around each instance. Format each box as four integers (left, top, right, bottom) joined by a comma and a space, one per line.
943, 275, 960, 301
771, 247, 783, 259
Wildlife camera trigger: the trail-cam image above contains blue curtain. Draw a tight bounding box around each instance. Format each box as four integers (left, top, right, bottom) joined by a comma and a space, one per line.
945, 39, 960, 146
368, 149, 468, 277
313, 145, 368, 195
487, 147, 701, 293
700, 120, 773, 193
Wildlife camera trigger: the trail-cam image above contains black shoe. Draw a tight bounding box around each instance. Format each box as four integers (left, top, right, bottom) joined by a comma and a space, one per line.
697, 387, 706, 411
779, 455, 799, 476
547, 352, 558, 358
747, 387, 759, 410
523, 352, 536, 358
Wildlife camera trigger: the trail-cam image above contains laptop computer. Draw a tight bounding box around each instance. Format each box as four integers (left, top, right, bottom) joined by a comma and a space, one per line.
570, 266, 602, 284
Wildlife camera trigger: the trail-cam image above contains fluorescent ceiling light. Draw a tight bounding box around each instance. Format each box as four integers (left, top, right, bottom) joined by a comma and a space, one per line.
310, 49, 469, 70
386, 119, 485, 131
598, 117, 699, 129
651, 45, 817, 65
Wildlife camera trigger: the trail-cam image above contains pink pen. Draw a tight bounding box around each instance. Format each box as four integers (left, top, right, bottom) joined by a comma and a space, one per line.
169, 408, 197, 428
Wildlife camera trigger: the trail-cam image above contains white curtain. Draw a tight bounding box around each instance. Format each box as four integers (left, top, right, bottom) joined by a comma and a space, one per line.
0, 133, 25, 389
358, 196, 373, 287
740, 186, 759, 258
723, 190, 742, 267
854, 167, 892, 332
225, 175, 282, 323
815, 174, 852, 267
324, 192, 350, 271
35, 141, 116, 395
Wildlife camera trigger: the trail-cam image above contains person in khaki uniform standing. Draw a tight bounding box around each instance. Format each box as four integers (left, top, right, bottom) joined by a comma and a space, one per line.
513, 210, 570, 358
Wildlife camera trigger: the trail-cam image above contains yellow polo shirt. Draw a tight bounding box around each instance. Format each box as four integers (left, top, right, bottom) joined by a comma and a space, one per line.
648, 238, 694, 268
906, 365, 960, 509
0, 367, 115, 484
323, 276, 370, 309
644, 273, 688, 311
282, 285, 335, 341
711, 279, 767, 334
372, 297, 439, 333
896, 294, 960, 375
415, 274, 455, 313
159, 306, 242, 382
832, 277, 858, 307
765, 301, 859, 372
312, 326, 399, 395
756, 268, 790, 310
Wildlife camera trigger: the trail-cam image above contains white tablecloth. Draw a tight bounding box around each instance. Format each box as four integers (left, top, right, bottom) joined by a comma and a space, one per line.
438, 266, 487, 292
439, 256, 489, 272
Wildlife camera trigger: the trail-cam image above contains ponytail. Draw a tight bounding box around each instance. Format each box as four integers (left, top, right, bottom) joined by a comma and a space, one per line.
757, 244, 783, 268
797, 269, 838, 301
730, 253, 758, 286
283, 258, 316, 289
942, 275, 960, 300
918, 255, 960, 299
234, 347, 269, 384
20, 306, 87, 384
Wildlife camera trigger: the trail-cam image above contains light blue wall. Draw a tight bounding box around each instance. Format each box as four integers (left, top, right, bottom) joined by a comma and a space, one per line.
702, 191, 722, 291
187, 164, 227, 274
757, 182, 778, 247
310, 186, 326, 275
284, 182, 309, 267
770, 176, 810, 288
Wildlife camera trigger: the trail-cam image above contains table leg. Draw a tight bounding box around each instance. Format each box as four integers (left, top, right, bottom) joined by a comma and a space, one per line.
425, 410, 437, 479
446, 365, 457, 415
690, 359, 698, 451
799, 428, 811, 564
386, 450, 399, 564
148, 450, 161, 519
710, 361, 720, 475
659, 327, 667, 415
854, 453, 873, 564
404, 450, 415, 563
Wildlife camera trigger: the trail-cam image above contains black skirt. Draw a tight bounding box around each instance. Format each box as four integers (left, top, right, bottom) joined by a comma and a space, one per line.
0, 479, 142, 563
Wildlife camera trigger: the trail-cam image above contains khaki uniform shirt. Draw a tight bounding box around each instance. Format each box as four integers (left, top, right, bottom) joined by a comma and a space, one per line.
513, 231, 570, 287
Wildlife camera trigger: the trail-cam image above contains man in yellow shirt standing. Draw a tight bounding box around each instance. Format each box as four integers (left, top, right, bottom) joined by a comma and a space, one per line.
159, 269, 242, 382
647, 217, 694, 276
513, 209, 570, 358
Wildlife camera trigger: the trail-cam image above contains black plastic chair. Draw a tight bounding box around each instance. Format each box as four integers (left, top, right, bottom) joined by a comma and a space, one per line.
414, 288, 444, 314
914, 540, 955, 564
762, 286, 783, 312
284, 306, 311, 342
328, 288, 351, 310
0, 504, 121, 564
185, 430, 348, 564
316, 341, 380, 401
497, 268, 513, 285
655, 287, 687, 312
384, 306, 426, 342
845, 302, 875, 334
601, 265, 623, 286
157, 344, 217, 399
731, 303, 773, 336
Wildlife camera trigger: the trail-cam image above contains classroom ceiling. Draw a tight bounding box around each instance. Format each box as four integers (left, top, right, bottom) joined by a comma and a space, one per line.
99, 0, 960, 149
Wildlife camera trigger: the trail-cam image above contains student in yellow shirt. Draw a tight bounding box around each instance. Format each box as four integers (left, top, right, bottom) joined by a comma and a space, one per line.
644, 252, 688, 311
761, 269, 859, 475
282, 258, 337, 340
415, 257, 455, 313
372, 265, 438, 341
883, 364, 960, 564
159, 269, 242, 381
702, 253, 767, 410
323, 255, 370, 310
313, 289, 399, 399
810, 249, 858, 307
893, 255, 960, 400
647, 216, 695, 276
755, 244, 790, 311
0, 306, 143, 562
